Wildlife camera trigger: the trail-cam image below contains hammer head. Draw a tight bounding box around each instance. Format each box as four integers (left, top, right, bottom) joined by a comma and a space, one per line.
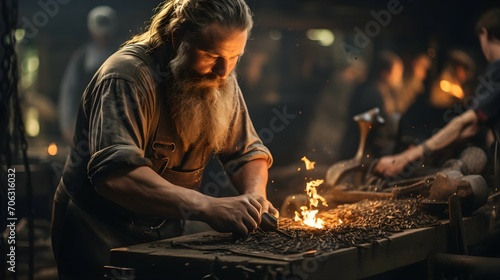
353, 107, 385, 125
428, 170, 463, 201
428, 170, 488, 214
459, 175, 488, 214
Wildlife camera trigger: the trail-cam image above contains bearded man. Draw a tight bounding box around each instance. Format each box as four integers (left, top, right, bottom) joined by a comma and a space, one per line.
51, 0, 277, 279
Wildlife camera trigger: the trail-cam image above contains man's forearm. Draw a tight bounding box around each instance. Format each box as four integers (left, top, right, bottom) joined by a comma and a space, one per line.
94, 164, 275, 234
230, 159, 269, 197
376, 110, 481, 177
94, 166, 209, 218
422, 109, 479, 154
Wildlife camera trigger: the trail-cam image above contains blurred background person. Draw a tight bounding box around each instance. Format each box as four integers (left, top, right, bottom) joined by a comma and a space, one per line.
340, 50, 404, 160
429, 49, 476, 110
58, 5, 120, 144
305, 58, 367, 164
394, 52, 434, 153
397, 53, 432, 114
394, 49, 482, 168
375, 7, 500, 189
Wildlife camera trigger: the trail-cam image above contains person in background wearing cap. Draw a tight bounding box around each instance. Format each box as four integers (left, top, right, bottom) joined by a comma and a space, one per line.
58, 5, 120, 143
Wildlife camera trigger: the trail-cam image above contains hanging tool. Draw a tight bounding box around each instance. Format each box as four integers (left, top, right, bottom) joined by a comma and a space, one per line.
325, 107, 385, 188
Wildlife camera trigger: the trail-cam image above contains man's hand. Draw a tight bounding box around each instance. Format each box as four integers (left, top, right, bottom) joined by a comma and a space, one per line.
254, 195, 280, 218
201, 194, 269, 235
95, 162, 278, 236
375, 143, 426, 178
375, 154, 409, 178
226, 158, 279, 229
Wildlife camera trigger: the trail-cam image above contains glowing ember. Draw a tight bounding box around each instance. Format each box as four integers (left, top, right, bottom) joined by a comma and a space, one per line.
294, 157, 328, 229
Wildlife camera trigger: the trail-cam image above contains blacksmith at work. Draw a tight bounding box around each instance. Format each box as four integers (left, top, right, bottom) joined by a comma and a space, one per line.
50, 0, 278, 279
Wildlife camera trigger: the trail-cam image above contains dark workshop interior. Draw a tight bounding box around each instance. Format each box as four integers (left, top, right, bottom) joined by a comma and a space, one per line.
2, 0, 500, 279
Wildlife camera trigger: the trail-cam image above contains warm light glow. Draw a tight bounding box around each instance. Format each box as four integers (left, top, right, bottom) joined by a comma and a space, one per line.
301, 156, 316, 170
47, 143, 58, 156
450, 84, 464, 99
27, 57, 39, 72
440, 80, 451, 92
439, 79, 464, 99
306, 179, 327, 208
294, 179, 327, 229
306, 29, 335, 46
20, 49, 39, 90
295, 207, 324, 229
25, 107, 40, 137
15, 29, 25, 41
293, 157, 329, 229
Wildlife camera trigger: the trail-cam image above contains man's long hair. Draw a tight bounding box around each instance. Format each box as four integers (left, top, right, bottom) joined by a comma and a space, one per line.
124, 0, 253, 51
124, 0, 253, 153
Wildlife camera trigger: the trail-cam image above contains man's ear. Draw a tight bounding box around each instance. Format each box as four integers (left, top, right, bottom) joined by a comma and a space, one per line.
481, 27, 490, 40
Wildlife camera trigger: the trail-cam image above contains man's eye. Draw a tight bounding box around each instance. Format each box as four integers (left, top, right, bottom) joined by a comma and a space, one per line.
203, 54, 217, 62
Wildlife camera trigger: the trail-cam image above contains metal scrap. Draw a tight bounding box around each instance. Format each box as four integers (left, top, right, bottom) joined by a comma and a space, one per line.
170, 199, 440, 257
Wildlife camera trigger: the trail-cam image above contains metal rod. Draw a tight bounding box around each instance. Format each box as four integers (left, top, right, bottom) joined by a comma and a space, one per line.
448, 194, 468, 255
433, 252, 500, 279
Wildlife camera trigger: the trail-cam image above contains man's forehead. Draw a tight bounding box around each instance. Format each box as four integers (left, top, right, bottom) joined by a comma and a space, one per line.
194, 23, 248, 54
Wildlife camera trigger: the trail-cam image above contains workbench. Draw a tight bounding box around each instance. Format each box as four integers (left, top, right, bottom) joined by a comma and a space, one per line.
108, 211, 491, 280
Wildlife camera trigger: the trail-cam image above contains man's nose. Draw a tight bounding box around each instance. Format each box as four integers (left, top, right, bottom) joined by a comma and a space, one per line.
212, 58, 229, 79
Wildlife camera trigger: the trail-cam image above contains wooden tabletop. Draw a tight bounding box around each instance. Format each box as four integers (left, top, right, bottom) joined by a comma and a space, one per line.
109, 213, 490, 280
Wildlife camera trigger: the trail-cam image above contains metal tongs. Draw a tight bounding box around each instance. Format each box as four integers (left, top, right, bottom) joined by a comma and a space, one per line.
260, 212, 294, 239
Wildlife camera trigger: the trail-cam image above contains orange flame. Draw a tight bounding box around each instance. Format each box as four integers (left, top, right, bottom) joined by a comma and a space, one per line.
301, 156, 316, 170
294, 156, 328, 228
295, 207, 324, 228
306, 179, 328, 208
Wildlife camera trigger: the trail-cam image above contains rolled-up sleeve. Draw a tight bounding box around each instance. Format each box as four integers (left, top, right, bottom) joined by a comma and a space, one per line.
219, 81, 273, 173
86, 77, 154, 184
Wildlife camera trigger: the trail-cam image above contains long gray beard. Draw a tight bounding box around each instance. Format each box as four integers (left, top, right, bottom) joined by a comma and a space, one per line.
168, 43, 235, 153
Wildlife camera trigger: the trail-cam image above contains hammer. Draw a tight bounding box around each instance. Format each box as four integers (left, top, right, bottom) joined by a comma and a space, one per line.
427, 170, 488, 214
